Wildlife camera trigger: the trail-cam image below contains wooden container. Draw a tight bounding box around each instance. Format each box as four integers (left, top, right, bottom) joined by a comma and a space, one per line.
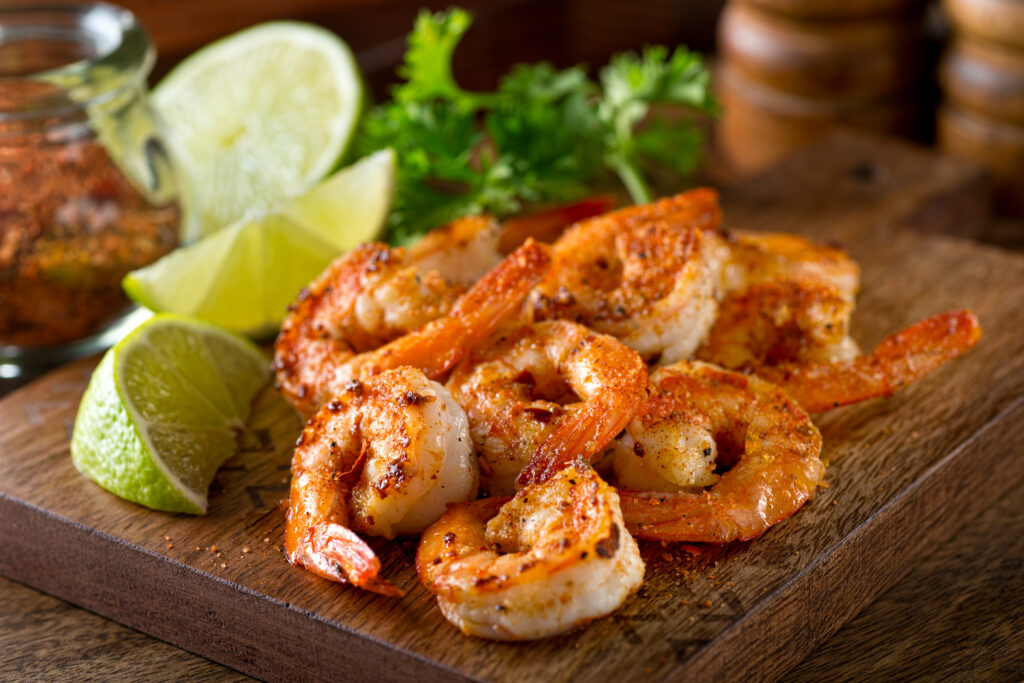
938, 104, 1024, 216
718, 1, 926, 100
716, 65, 919, 174
940, 36, 1024, 125
943, 0, 1024, 50
745, 0, 924, 19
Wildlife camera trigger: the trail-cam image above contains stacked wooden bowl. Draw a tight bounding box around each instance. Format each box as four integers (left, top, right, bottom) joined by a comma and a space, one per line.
716, 0, 928, 174
940, 0, 1024, 215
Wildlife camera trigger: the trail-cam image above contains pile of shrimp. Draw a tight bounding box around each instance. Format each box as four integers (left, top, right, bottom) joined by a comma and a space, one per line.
272, 190, 982, 641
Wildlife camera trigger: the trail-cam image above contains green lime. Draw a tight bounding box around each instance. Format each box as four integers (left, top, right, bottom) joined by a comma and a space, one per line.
71, 314, 270, 514
152, 22, 363, 241
123, 149, 395, 337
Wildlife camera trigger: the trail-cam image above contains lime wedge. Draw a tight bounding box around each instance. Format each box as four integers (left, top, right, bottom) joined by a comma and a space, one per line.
70, 315, 270, 514
123, 149, 395, 337
152, 22, 363, 241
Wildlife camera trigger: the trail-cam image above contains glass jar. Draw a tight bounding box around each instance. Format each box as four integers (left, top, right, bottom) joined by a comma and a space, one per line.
0, 3, 182, 383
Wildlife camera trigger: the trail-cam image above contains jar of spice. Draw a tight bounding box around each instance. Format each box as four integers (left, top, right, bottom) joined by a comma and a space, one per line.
0, 3, 182, 379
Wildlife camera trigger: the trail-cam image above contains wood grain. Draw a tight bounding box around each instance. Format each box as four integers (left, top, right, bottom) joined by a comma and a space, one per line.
1, 133, 1021, 682
787, 475, 1024, 682
0, 575, 248, 682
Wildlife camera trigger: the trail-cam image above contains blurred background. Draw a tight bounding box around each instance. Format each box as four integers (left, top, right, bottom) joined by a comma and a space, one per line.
114, 0, 1022, 225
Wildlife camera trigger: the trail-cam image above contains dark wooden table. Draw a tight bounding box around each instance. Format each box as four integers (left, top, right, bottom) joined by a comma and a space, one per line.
3, 473, 1023, 681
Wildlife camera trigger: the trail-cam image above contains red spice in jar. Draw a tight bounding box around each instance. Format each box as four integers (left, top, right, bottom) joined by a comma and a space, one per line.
0, 124, 178, 347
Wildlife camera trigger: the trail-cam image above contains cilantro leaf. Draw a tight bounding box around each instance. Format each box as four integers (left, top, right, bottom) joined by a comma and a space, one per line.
360, 9, 715, 244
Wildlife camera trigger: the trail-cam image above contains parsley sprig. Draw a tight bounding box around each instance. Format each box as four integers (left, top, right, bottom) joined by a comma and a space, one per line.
357, 8, 716, 244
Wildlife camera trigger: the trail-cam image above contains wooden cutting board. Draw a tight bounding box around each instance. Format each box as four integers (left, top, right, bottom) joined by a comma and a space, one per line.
1, 133, 1022, 682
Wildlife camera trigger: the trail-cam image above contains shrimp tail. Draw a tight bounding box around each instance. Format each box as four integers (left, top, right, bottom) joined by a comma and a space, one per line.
763, 309, 982, 413
305, 522, 404, 597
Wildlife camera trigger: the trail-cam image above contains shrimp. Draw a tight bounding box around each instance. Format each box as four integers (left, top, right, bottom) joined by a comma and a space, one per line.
528, 189, 730, 364
613, 360, 825, 543
274, 240, 551, 415
416, 460, 644, 640
285, 366, 478, 596
697, 231, 862, 370
446, 321, 648, 495
755, 309, 982, 414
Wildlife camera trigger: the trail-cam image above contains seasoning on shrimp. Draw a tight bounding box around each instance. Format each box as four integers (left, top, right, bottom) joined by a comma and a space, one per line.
529, 188, 728, 364
756, 309, 982, 414
446, 321, 648, 495
285, 367, 478, 595
696, 230, 861, 370
274, 240, 551, 416
417, 460, 644, 640
612, 360, 825, 543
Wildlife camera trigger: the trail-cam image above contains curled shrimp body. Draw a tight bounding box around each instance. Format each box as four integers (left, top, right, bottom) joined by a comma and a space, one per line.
446, 321, 648, 496
275, 240, 551, 416
286, 367, 478, 595
613, 361, 825, 543
698, 231, 862, 370
416, 461, 644, 640
529, 189, 729, 364
757, 309, 982, 414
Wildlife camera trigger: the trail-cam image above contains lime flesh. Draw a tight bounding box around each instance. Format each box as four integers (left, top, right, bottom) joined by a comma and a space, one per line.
123, 149, 395, 338
152, 22, 363, 241
70, 314, 269, 514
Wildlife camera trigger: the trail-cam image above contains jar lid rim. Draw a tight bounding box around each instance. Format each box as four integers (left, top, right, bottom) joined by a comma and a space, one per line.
0, 3, 154, 119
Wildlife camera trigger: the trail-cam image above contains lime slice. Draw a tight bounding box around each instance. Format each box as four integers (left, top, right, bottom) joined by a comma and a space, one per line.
123, 149, 395, 337
70, 314, 270, 514
152, 22, 363, 241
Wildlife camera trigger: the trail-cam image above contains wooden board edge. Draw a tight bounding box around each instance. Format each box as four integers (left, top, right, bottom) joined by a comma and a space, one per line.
673, 394, 1024, 682
0, 498, 475, 683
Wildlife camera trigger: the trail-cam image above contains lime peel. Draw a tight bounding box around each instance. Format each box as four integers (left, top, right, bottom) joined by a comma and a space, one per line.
71, 314, 270, 514
123, 148, 395, 338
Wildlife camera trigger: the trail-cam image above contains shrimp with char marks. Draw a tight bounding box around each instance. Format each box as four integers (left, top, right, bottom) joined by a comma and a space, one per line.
417, 460, 644, 640
697, 230, 862, 371
613, 360, 825, 543
446, 320, 648, 496
286, 367, 478, 596
529, 188, 729, 364
274, 240, 551, 416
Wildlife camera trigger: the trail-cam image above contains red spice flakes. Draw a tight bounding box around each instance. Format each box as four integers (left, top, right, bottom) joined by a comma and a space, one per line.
166, 543, 173, 550
242, 546, 251, 554
0, 132, 179, 346
210, 545, 218, 553
701, 599, 713, 608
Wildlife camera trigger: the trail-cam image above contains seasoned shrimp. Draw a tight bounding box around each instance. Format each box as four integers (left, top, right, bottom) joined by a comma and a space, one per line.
613, 361, 825, 543
529, 189, 730, 364
698, 231, 861, 370
275, 241, 551, 415
286, 367, 478, 595
446, 321, 648, 495
417, 460, 644, 640
756, 309, 982, 414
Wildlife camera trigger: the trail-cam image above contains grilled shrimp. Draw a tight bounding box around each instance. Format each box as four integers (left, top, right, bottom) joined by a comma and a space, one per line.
446, 321, 648, 495
417, 460, 644, 640
613, 361, 825, 543
274, 241, 551, 415
757, 309, 982, 413
529, 189, 729, 364
285, 367, 478, 596
697, 231, 861, 370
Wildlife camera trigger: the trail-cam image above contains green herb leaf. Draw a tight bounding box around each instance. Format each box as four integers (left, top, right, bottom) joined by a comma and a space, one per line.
361, 9, 715, 244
